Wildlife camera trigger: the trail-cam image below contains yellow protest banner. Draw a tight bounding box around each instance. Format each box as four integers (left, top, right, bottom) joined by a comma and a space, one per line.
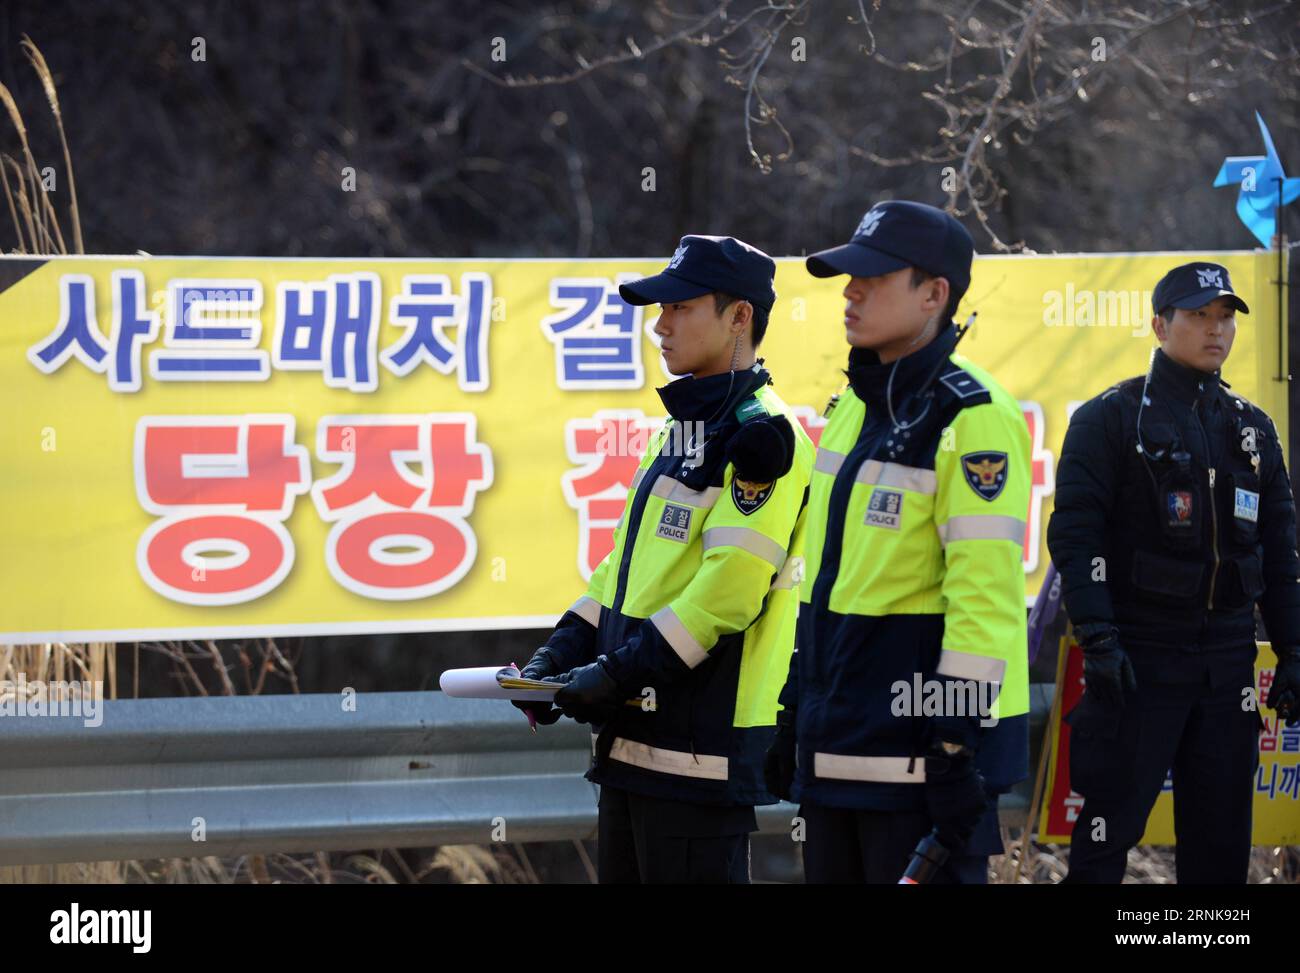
0, 250, 1283, 642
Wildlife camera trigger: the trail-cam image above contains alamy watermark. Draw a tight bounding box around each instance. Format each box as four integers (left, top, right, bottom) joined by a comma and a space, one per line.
1042, 284, 1155, 337
0, 674, 104, 727
890, 673, 999, 728
595, 419, 705, 468
50, 903, 150, 952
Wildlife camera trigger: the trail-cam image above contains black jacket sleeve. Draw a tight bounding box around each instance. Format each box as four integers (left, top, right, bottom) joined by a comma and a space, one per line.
542, 610, 599, 673
1257, 415, 1300, 647
1046, 394, 1123, 627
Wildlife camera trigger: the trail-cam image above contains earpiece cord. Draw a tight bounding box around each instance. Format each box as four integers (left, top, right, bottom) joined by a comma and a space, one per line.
1135, 347, 1160, 461
688, 333, 744, 453
885, 312, 976, 432
702, 370, 739, 428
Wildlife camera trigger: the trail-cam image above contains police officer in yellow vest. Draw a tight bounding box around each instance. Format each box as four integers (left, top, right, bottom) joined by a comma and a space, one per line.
515, 236, 815, 883
764, 201, 1031, 883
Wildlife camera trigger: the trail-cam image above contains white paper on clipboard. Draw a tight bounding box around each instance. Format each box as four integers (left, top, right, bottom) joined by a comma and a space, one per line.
438, 664, 559, 701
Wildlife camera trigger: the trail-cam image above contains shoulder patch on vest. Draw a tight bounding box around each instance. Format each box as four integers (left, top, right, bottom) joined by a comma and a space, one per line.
961, 451, 1009, 501
732, 476, 775, 515
938, 367, 991, 404
823, 392, 842, 418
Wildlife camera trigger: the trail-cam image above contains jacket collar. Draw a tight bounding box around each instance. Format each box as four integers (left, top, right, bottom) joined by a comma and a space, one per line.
845, 322, 959, 408
1149, 348, 1225, 407
656, 362, 770, 424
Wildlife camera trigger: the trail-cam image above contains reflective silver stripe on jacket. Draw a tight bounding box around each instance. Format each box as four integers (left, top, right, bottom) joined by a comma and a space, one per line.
651, 605, 709, 668
702, 526, 786, 570
568, 595, 602, 627
770, 555, 805, 591
937, 514, 1025, 547
814, 752, 926, 784
609, 736, 730, 781
650, 474, 722, 509
935, 648, 1006, 685
815, 449, 845, 476
815, 450, 936, 495
856, 460, 937, 495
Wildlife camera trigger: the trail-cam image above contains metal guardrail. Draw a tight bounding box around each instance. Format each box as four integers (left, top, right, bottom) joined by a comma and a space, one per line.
0, 688, 1052, 866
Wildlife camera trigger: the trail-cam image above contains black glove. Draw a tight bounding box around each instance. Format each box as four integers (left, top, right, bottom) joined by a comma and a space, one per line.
1076, 623, 1137, 710
1268, 645, 1300, 727
510, 647, 563, 726
726, 414, 795, 483
548, 657, 625, 725
763, 709, 797, 801
923, 743, 989, 851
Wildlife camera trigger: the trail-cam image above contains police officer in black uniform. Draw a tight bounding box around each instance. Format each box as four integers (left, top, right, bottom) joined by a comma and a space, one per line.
1047, 261, 1300, 883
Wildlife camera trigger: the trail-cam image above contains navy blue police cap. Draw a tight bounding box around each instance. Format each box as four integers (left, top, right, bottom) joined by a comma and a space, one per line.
619, 235, 777, 312
1151, 262, 1249, 315
806, 200, 974, 298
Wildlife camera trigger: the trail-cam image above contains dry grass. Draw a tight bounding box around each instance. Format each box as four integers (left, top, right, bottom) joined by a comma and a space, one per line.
991, 827, 1300, 883
0, 642, 120, 883
13, 839, 1295, 884
0, 35, 83, 255
0, 846, 550, 885
0, 641, 116, 699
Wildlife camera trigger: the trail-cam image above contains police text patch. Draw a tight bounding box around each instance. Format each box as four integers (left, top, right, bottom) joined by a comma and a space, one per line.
656, 503, 692, 542
732, 477, 774, 515
961, 452, 1008, 501
865, 488, 903, 529
1234, 488, 1259, 523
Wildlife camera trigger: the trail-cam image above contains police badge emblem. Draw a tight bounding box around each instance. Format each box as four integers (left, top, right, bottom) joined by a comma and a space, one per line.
732, 477, 774, 515
961, 452, 1008, 501
1167, 490, 1193, 525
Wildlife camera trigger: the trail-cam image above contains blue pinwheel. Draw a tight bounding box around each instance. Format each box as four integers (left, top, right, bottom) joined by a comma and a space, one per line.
1213, 112, 1300, 248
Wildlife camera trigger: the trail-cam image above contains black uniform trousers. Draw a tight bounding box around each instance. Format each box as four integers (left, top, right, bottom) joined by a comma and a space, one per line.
596, 786, 756, 884
798, 800, 1002, 884
1064, 643, 1260, 884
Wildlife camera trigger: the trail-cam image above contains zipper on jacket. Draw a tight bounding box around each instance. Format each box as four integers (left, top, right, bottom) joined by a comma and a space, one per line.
1191, 397, 1219, 610
1207, 466, 1219, 608
610, 431, 673, 616
809, 409, 892, 617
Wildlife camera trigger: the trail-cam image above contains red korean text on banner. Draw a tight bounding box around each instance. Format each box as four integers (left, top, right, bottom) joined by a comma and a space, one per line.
311, 414, 494, 600
134, 416, 311, 605
562, 411, 663, 581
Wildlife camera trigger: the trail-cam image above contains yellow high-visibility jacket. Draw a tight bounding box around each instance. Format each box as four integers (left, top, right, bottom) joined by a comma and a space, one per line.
544, 364, 815, 805
780, 326, 1031, 810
